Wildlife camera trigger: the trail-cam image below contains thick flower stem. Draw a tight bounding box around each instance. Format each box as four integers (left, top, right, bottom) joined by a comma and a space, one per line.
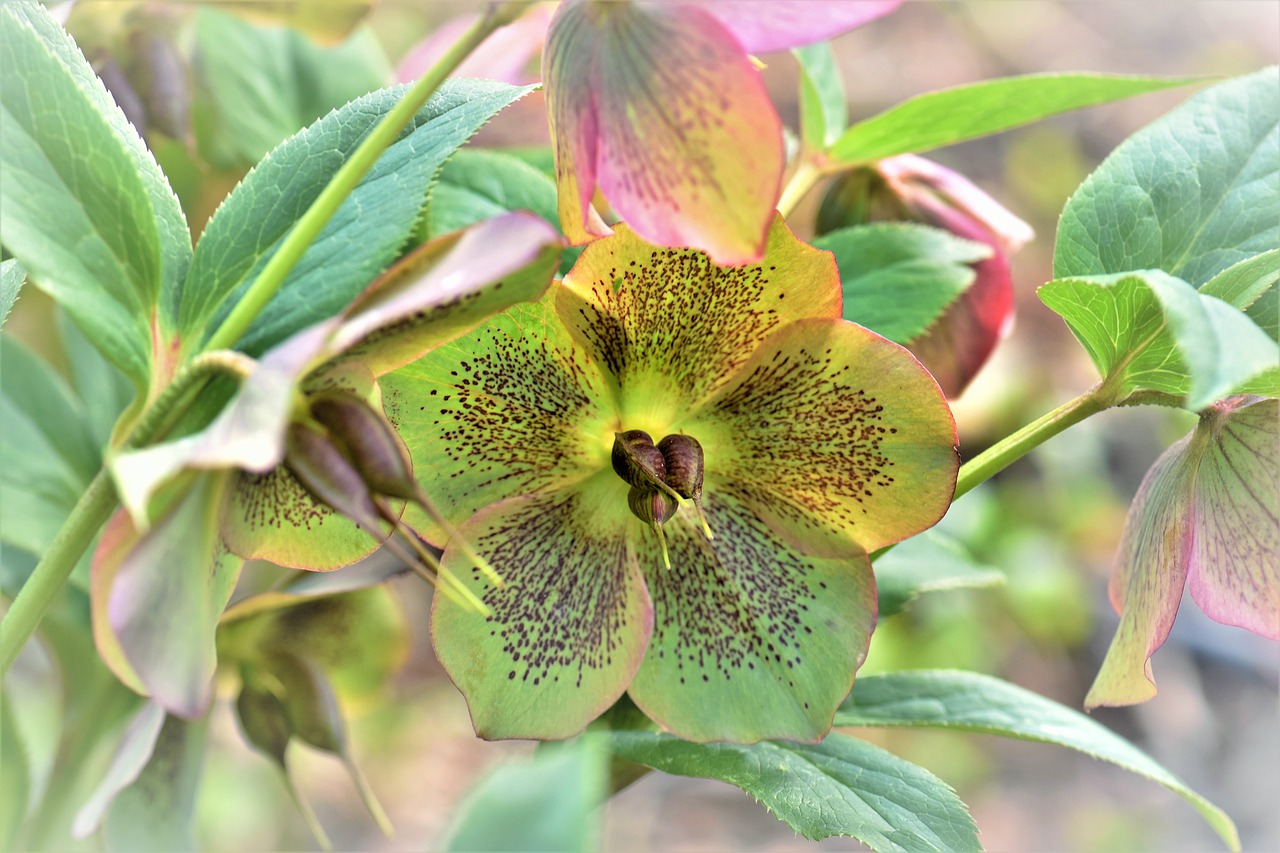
776, 158, 824, 219
953, 383, 1116, 500
203, 3, 520, 352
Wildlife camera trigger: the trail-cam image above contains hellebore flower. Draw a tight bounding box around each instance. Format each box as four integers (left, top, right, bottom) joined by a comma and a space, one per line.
818, 153, 1034, 397
1087, 395, 1280, 709
543, 0, 902, 265
94, 213, 562, 717
384, 215, 959, 742
396, 4, 554, 86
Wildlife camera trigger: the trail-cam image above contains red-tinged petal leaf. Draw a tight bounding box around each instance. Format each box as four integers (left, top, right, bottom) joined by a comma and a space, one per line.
92, 473, 244, 717
544, 2, 784, 264
431, 475, 652, 740
699, 0, 902, 54
626, 491, 876, 743
385, 289, 616, 543
395, 5, 553, 85
557, 216, 840, 428
1185, 397, 1280, 637
687, 318, 958, 558
1088, 397, 1280, 708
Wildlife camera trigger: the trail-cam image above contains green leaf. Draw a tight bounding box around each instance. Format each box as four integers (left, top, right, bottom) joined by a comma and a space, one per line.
72, 701, 166, 839
1055, 69, 1278, 288
194, 9, 391, 166
1039, 270, 1279, 409
794, 43, 847, 151
424, 148, 560, 239
609, 730, 979, 852
813, 223, 990, 343
1198, 249, 1280, 311
835, 670, 1240, 850
103, 714, 209, 853
58, 308, 135, 449
0, 258, 23, 329
0, 1, 190, 388
445, 736, 607, 853
0, 685, 30, 850
182, 79, 532, 355
1246, 283, 1279, 341
832, 73, 1196, 165
873, 530, 1005, 617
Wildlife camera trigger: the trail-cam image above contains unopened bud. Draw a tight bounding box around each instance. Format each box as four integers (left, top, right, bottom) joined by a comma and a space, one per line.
309, 391, 417, 502
284, 421, 383, 534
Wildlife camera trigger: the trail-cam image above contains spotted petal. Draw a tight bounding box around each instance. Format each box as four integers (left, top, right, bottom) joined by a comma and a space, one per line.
544, 1, 783, 264
627, 490, 876, 743
1087, 396, 1280, 708
431, 473, 652, 740
557, 216, 839, 431
685, 318, 958, 558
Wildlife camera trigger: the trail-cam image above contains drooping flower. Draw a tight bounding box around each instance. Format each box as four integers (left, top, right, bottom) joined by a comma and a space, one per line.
543, 0, 902, 265
1087, 395, 1279, 709
818, 153, 1034, 397
384, 215, 958, 743
95, 213, 562, 717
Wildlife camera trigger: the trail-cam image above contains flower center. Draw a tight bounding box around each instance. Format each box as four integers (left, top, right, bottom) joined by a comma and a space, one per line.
611, 430, 713, 569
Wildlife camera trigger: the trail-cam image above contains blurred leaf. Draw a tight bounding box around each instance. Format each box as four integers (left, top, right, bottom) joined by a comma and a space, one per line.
0, 1, 190, 389
873, 530, 1005, 617
0, 685, 30, 850
445, 736, 607, 853
1039, 270, 1279, 409
217, 0, 373, 44
425, 148, 560, 239
836, 670, 1241, 851
72, 701, 165, 839
57, 309, 135, 449
0, 336, 98, 480
102, 713, 208, 853
608, 731, 979, 851
182, 79, 534, 355
813, 223, 989, 343
194, 9, 390, 166
0, 259, 23, 329
1198, 249, 1280, 311
1246, 283, 1279, 341
1055, 69, 1278, 288
831, 73, 1195, 165
794, 42, 846, 151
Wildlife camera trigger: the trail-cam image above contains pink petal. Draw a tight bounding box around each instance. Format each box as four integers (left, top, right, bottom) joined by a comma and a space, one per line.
395, 5, 553, 85
698, 1, 902, 54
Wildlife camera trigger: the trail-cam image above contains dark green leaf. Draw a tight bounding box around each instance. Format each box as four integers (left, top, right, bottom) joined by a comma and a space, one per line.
832, 73, 1196, 165
608, 731, 979, 852
0, 1, 190, 388
195, 9, 391, 166
1246, 283, 1278, 341
835, 670, 1240, 850
103, 714, 208, 853
0, 259, 23, 329
445, 736, 607, 853
182, 79, 533, 354
813, 223, 989, 343
1039, 270, 1279, 408
874, 530, 1005, 617
794, 43, 847, 151
1055, 69, 1278, 288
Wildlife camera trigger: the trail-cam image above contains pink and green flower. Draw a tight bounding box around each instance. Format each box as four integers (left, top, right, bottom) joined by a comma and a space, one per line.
385, 215, 958, 743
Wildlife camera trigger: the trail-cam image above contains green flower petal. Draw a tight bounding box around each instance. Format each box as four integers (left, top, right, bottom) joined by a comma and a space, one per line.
431, 473, 652, 740
557, 216, 840, 429
385, 290, 615, 542
686, 318, 958, 557
627, 490, 875, 743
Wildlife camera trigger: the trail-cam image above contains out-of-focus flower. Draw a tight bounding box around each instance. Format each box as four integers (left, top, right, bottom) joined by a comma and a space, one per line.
385, 215, 958, 743
543, 0, 901, 265
819, 153, 1034, 397
396, 4, 555, 85
1087, 395, 1279, 708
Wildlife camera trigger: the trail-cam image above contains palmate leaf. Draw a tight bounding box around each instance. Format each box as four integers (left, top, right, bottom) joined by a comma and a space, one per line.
835, 670, 1240, 850
608, 730, 979, 852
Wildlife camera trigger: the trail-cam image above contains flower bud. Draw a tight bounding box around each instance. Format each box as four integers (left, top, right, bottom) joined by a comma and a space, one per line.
627, 485, 678, 570
284, 421, 384, 534
309, 391, 418, 502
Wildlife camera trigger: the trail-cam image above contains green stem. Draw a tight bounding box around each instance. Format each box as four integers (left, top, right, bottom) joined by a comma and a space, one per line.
776, 158, 824, 219
203, 5, 515, 352
953, 383, 1115, 501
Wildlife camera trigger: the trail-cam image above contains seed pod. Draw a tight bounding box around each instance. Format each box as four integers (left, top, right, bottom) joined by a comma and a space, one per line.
659, 433, 713, 540
612, 430, 666, 487
627, 485, 678, 570
284, 421, 382, 533
310, 391, 417, 502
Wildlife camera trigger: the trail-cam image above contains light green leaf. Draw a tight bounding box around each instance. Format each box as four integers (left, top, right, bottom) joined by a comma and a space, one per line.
1055, 69, 1278, 288
813, 223, 990, 343
609, 730, 979, 852
103, 714, 208, 853
445, 736, 607, 853
832, 73, 1196, 165
835, 670, 1240, 850
195, 9, 391, 166
1038, 270, 1279, 409
58, 308, 135, 449
1246, 283, 1278, 341
873, 530, 1005, 617
794, 42, 847, 151
1198, 249, 1280, 311
0, 1, 190, 388
72, 701, 165, 839
0, 685, 30, 850
183, 79, 532, 354
424, 148, 560, 239
0, 258, 23, 329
